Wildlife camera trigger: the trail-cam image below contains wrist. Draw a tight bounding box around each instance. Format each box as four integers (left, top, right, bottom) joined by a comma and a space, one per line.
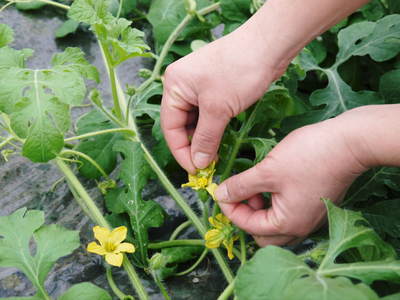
335, 105, 400, 169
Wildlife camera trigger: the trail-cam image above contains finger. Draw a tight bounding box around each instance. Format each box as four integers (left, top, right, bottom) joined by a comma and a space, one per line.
161, 91, 196, 174
219, 202, 280, 236
190, 105, 230, 169
248, 195, 264, 210
215, 163, 277, 203
252, 235, 296, 247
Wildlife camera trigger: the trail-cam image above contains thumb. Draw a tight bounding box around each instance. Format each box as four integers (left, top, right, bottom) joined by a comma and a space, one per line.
215, 163, 277, 203
191, 106, 230, 169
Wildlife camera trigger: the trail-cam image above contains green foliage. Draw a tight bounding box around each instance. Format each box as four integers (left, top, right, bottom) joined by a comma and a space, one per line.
55, 20, 80, 38
106, 140, 165, 266
68, 0, 151, 66
287, 15, 400, 128
220, 0, 252, 34
76, 110, 123, 179
154, 246, 204, 279
147, 0, 215, 48
363, 199, 400, 238
344, 167, 400, 205
0, 43, 97, 162
0, 208, 80, 298
3, 1, 400, 299
235, 200, 400, 300
244, 137, 276, 163
59, 282, 112, 300
15, 1, 46, 10
0, 24, 13, 47
380, 69, 400, 103
68, 0, 111, 25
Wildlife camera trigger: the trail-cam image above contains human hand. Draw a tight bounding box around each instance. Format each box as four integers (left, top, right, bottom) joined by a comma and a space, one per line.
161, 26, 288, 173
214, 117, 369, 246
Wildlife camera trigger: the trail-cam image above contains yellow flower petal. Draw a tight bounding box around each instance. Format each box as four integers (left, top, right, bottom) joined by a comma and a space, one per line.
105, 252, 124, 267
109, 226, 127, 245
93, 226, 111, 245
209, 213, 230, 229
206, 183, 218, 200
87, 242, 106, 255
215, 213, 231, 226
223, 240, 235, 260
204, 229, 224, 248
116, 242, 135, 253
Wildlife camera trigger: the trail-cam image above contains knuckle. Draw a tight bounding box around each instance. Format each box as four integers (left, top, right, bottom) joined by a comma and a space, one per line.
195, 129, 218, 147
269, 212, 290, 234
201, 100, 230, 118
228, 175, 247, 201
164, 63, 180, 82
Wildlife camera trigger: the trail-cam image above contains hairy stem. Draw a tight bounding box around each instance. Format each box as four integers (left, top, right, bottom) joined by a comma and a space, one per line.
64, 128, 135, 142
106, 267, 134, 300
148, 239, 204, 249
151, 271, 171, 300
97, 38, 124, 121
61, 149, 109, 178
169, 220, 191, 240
213, 101, 263, 217
55, 159, 149, 300
0, 136, 14, 149
239, 231, 247, 265
175, 249, 209, 276
94, 0, 233, 283
217, 280, 235, 300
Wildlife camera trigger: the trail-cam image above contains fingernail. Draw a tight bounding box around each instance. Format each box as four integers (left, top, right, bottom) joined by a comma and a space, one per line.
215, 184, 228, 202
193, 152, 211, 169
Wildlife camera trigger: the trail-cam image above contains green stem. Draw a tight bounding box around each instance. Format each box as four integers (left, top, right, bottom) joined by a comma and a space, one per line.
97, 38, 124, 121
213, 101, 263, 217
55, 158, 108, 227
61, 149, 109, 178
64, 128, 135, 142
232, 248, 242, 263
135, 2, 221, 95
55, 159, 149, 300
106, 267, 134, 300
175, 249, 209, 276
239, 231, 247, 265
139, 143, 206, 233
116, 0, 123, 18
140, 141, 232, 281
122, 256, 148, 300
94, 0, 233, 282
220, 103, 261, 182
38, 0, 69, 9
0, 1, 15, 12
152, 271, 171, 300
148, 239, 204, 249
169, 220, 191, 240
217, 281, 235, 300
0, 136, 14, 149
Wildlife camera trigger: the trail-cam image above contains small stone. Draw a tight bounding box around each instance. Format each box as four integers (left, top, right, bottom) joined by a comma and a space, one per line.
192, 277, 200, 284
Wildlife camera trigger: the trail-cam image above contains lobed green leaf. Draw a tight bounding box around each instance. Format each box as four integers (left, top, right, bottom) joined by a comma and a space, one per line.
76, 110, 123, 179
0, 47, 97, 162
59, 282, 112, 300
0, 24, 14, 48
0, 208, 80, 298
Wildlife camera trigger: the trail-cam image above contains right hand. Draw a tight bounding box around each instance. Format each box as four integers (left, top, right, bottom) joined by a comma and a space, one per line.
160, 25, 288, 173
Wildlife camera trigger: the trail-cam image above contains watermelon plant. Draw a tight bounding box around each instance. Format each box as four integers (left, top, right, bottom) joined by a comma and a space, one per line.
1, 0, 400, 299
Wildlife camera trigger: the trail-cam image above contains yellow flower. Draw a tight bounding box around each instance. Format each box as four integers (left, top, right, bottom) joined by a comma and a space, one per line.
87, 226, 135, 267
182, 161, 218, 200
204, 214, 239, 260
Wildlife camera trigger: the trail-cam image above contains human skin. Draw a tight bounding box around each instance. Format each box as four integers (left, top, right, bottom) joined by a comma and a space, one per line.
160, 0, 386, 246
